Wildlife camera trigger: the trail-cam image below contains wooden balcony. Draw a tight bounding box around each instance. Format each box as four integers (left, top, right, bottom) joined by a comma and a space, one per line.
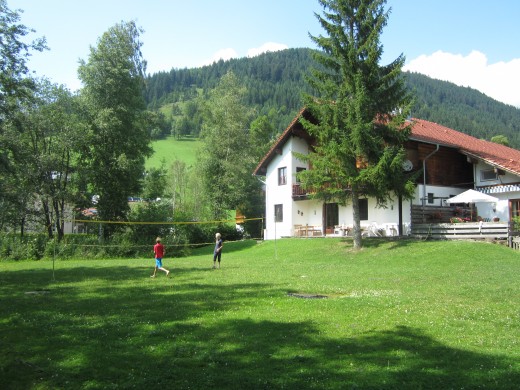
292, 184, 310, 200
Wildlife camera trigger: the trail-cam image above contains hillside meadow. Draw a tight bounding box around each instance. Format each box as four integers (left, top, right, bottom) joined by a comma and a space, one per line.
1, 238, 519, 389
146, 136, 201, 169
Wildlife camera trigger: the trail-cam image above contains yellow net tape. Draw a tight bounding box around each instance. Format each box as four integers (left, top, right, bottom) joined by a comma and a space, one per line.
71, 217, 264, 225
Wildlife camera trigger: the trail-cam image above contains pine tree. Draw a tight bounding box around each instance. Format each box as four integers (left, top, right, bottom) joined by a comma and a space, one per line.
300, 0, 415, 249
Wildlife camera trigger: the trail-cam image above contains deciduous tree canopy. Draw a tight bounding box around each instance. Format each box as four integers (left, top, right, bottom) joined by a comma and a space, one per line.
78, 20, 152, 237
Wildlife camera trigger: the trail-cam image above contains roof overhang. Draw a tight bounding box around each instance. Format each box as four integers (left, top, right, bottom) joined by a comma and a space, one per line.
253, 108, 315, 176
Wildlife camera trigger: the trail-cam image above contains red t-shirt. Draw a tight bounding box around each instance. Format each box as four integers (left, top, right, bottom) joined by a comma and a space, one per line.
154, 243, 165, 259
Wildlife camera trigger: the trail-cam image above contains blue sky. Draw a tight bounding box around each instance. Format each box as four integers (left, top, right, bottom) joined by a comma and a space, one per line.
9, 0, 520, 107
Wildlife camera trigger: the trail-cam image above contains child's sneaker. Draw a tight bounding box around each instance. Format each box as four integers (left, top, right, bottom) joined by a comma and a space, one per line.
166, 270, 170, 277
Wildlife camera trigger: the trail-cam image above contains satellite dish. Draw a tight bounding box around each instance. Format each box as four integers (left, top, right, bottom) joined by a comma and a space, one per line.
402, 159, 413, 172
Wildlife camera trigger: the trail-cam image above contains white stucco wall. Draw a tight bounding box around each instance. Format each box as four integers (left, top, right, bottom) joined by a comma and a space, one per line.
263, 136, 520, 239
264, 136, 310, 239
474, 161, 518, 221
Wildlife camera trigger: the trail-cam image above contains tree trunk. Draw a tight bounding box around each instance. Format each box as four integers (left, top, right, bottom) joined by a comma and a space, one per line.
20, 216, 25, 238
42, 200, 54, 239
53, 199, 64, 242
351, 187, 362, 250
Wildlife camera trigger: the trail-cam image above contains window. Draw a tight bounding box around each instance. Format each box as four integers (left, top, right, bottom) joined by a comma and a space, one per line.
359, 199, 368, 221
481, 169, 497, 181
274, 204, 283, 222
278, 167, 287, 185
510, 199, 520, 219
428, 192, 434, 204
296, 167, 306, 183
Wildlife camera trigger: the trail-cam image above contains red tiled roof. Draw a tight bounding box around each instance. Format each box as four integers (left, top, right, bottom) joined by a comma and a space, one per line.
253, 108, 520, 177
410, 118, 520, 176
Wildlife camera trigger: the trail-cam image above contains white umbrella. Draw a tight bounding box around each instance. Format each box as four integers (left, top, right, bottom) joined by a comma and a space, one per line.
445, 189, 498, 204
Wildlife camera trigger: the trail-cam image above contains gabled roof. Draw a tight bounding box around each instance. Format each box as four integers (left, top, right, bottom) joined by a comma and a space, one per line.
253, 108, 520, 177
409, 118, 520, 176
253, 107, 315, 176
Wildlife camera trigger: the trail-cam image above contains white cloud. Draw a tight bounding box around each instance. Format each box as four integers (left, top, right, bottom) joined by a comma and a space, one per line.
404, 50, 520, 108
199, 42, 289, 68
200, 48, 239, 66
247, 42, 288, 58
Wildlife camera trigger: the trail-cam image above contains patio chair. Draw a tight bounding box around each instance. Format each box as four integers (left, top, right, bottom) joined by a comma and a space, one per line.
362, 222, 382, 237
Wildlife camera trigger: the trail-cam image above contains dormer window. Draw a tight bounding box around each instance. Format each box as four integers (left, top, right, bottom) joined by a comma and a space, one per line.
480, 169, 497, 181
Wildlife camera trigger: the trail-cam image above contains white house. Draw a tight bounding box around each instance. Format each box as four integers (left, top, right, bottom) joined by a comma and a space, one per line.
253, 108, 520, 239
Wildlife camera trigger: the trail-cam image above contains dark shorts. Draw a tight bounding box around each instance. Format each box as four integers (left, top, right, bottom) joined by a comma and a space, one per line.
213, 252, 221, 262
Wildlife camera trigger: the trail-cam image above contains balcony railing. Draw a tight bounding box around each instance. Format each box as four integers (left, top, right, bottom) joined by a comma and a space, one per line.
292, 184, 310, 199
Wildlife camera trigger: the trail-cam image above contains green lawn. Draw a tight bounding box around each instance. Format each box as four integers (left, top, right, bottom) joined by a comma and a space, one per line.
146, 136, 201, 170
1, 238, 519, 389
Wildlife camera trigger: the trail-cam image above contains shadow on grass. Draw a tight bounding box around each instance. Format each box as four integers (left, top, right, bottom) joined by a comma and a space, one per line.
189, 239, 259, 258
1, 265, 518, 389
342, 237, 434, 251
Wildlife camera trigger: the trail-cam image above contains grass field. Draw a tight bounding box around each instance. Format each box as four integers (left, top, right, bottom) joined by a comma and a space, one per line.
1, 238, 519, 389
146, 136, 201, 170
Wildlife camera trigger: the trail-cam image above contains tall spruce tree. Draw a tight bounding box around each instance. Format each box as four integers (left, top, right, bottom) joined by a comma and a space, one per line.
300, 0, 415, 249
78, 21, 152, 237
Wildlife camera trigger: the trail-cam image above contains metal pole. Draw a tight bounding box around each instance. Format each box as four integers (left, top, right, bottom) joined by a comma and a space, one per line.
274, 220, 277, 260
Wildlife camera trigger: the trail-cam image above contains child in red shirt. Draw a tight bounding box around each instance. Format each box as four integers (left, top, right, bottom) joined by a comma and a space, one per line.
151, 237, 170, 278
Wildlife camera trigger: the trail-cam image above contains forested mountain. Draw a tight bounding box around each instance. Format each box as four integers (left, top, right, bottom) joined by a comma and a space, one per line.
146, 48, 314, 134
404, 72, 520, 147
145, 48, 520, 148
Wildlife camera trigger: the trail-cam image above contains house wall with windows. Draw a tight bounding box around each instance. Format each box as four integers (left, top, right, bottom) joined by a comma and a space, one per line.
262, 131, 414, 239
474, 160, 520, 221
264, 135, 311, 239
256, 109, 520, 239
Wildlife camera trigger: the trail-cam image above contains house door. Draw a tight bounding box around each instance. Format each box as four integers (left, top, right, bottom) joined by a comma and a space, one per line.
323, 203, 339, 234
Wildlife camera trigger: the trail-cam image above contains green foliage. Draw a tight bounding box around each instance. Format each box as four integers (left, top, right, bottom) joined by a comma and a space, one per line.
1, 239, 520, 388
249, 115, 277, 161
0, 1, 47, 232
512, 216, 520, 230
490, 134, 509, 146
0, 0, 47, 120
18, 81, 86, 240
141, 165, 168, 200
146, 48, 520, 150
145, 48, 313, 135
302, 0, 414, 249
146, 137, 201, 170
127, 201, 173, 244
405, 72, 520, 148
0, 233, 47, 260
196, 71, 260, 220
144, 110, 169, 140
77, 21, 152, 237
